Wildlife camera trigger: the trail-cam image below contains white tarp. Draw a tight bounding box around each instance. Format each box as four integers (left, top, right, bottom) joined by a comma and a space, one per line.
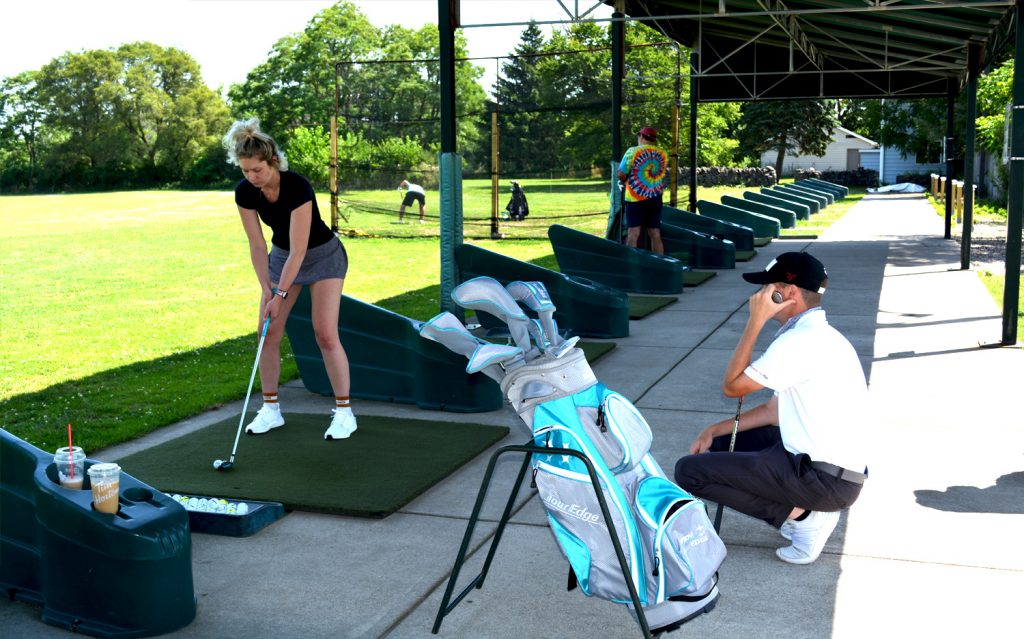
868, 183, 927, 194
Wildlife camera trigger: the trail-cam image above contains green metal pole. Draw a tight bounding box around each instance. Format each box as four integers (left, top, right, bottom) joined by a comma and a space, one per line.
944, 79, 955, 240
611, 9, 624, 163
961, 44, 979, 271
438, 0, 461, 316
1002, 1, 1024, 344
689, 49, 699, 213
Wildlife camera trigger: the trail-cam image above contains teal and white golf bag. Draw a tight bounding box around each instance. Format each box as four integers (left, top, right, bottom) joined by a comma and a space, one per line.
420, 277, 725, 633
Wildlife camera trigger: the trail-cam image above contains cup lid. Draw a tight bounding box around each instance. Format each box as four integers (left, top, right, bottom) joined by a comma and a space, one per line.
88, 462, 121, 473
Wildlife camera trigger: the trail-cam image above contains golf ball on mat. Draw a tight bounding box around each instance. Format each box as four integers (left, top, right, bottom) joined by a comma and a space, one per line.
213, 459, 223, 469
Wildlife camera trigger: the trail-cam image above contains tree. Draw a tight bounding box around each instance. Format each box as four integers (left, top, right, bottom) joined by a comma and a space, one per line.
738, 100, 840, 177
228, 2, 380, 145
0, 71, 45, 189
976, 57, 1014, 156
34, 43, 228, 187
492, 21, 559, 176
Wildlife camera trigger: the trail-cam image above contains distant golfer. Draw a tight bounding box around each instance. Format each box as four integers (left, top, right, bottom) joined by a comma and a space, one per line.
224, 117, 357, 441
617, 126, 667, 254
398, 179, 426, 224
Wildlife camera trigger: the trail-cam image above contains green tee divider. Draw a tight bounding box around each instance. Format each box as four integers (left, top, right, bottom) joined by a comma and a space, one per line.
455, 243, 630, 339
778, 183, 829, 208
764, 186, 821, 214
662, 205, 755, 251
0, 428, 196, 638
661, 222, 737, 269
745, 190, 811, 220
798, 178, 847, 199
548, 224, 685, 295
286, 290, 502, 413
789, 182, 835, 204
721, 194, 796, 228
697, 199, 781, 238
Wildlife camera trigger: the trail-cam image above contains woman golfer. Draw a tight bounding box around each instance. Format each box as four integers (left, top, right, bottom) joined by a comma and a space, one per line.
224, 117, 356, 441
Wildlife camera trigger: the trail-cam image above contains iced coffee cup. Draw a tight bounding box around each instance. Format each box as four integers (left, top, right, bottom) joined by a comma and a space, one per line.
54, 446, 85, 490
88, 463, 121, 514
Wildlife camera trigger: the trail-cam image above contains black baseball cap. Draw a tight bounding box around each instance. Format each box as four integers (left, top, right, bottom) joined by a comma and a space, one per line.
742, 252, 828, 294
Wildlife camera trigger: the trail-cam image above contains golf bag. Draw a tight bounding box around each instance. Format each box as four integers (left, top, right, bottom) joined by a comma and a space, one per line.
419, 277, 724, 633
505, 181, 529, 221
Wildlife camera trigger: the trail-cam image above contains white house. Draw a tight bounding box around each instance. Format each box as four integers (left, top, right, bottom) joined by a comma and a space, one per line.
761, 126, 878, 176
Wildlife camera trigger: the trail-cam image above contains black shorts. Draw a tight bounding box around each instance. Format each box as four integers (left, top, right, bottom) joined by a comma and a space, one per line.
402, 191, 425, 207
624, 193, 663, 229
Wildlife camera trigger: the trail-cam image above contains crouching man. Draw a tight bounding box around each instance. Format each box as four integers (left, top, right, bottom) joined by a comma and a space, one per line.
675, 252, 868, 564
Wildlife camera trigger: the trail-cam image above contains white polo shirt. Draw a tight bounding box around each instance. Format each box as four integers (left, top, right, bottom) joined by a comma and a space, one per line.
743, 308, 869, 473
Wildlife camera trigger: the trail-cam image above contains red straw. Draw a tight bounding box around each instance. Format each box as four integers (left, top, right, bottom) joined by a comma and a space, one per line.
67, 423, 75, 479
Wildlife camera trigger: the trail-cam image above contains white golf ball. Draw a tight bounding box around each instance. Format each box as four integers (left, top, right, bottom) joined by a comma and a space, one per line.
236, 503, 249, 515
213, 459, 223, 469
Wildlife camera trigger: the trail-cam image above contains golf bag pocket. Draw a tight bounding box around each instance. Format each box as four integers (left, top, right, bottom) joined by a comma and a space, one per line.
533, 458, 645, 605
635, 477, 726, 603
573, 391, 653, 474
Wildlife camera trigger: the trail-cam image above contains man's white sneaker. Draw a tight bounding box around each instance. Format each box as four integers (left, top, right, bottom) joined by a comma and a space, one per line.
324, 408, 357, 440
780, 519, 795, 541
775, 510, 840, 565
245, 405, 284, 435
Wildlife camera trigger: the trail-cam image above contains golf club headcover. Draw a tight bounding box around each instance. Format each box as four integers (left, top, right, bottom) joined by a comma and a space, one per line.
452, 277, 533, 356
506, 280, 562, 347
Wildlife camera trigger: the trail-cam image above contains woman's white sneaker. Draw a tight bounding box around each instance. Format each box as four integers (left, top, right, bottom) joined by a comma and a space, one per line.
775, 510, 840, 564
324, 408, 357, 440
245, 405, 285, 435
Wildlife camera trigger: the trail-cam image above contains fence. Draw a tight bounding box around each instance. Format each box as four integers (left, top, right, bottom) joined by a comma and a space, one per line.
930, 173, 977, 224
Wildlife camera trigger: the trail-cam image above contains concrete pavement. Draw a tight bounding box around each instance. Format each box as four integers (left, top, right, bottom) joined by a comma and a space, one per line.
4, 192, 1023, 638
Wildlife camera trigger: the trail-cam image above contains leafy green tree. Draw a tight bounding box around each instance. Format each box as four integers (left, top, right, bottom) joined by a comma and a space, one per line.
738, 100, 840, 177
976, 58, 1014, 156
861, 98, 948, 165
287, 125, 332, 186
492, 22, 560, 176
34, 43, 228, 187
228, 2, 380, 145
0, 71, 45, 189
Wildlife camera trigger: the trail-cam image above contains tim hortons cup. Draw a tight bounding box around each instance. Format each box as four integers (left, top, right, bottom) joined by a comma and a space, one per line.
54, 446, 86, 490
88, 463, 121, 514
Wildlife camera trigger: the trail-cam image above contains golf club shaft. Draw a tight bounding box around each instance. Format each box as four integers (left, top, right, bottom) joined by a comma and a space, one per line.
228, 317, 271, 463
713, 396, 744, 533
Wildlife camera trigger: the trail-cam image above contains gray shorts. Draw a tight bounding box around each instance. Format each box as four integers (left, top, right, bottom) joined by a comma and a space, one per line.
268, 239, 348, 286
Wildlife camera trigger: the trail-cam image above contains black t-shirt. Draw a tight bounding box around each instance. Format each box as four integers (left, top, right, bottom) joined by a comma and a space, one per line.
234, 171, 334, 250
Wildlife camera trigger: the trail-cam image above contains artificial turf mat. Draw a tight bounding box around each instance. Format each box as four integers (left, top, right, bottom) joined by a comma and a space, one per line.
116, 415, 509, 518
629, 295, 678, 318
683, 271, 717, 287
577, 340, 616, 363
754, 237, 773, 247
736, 249, 758, 261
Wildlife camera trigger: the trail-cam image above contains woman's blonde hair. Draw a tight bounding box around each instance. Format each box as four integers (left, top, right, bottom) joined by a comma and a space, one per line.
223, 117, 288, 171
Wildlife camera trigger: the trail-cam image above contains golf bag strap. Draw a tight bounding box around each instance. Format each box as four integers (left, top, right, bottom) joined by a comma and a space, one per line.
668, 572, 719, 603
567, 566, 578, 592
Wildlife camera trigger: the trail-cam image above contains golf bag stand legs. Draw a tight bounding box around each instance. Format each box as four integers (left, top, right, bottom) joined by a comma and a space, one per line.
431, 442, 654, 639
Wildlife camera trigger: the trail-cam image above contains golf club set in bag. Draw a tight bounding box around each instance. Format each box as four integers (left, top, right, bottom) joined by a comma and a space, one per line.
420, 277, 725, 634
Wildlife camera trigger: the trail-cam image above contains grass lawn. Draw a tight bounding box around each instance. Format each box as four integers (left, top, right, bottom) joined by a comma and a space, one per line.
0, 179, 850, 452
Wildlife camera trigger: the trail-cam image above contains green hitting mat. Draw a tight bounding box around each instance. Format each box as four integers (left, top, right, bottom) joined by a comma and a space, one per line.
577, 341, 616, 364
629, 295, 678, 319
736, 249, 758, 261
116, 415, 509, 518
683, 271, 717, 287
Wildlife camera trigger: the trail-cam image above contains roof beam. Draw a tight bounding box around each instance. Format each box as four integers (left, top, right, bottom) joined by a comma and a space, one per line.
756, 0, 823, 68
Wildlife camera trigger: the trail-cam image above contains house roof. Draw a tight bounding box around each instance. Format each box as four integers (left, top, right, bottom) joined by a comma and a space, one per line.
606, 1, 1017, 101
837, 126, 878, 147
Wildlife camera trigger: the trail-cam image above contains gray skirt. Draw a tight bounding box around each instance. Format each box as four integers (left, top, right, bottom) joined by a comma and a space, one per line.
268, 239, 348, 285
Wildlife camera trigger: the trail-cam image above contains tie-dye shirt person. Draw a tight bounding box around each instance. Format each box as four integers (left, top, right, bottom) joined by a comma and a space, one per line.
618, 144, 667, 202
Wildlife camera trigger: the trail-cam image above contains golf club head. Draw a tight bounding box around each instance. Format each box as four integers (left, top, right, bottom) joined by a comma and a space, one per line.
213, 459, 234, 471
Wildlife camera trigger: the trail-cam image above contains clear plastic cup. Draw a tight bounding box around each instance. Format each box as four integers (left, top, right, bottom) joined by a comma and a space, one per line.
54, 446, 86, 490
88, 463, 121, 514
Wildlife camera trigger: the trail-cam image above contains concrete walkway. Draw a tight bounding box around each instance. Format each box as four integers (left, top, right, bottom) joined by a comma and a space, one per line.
4, 193, 1022, 638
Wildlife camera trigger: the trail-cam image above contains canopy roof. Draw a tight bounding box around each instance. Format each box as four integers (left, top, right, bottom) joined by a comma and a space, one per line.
609, 0, 1017, 100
